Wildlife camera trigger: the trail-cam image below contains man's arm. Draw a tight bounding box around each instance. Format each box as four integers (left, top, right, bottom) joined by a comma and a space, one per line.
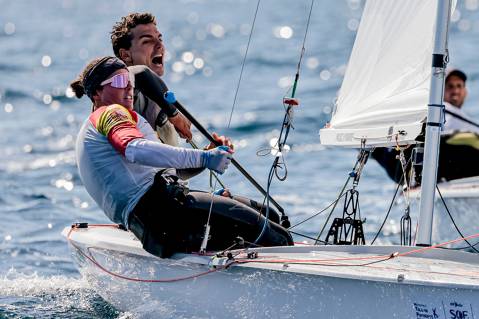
128, 65, 192, 140
168, 112, 192, 140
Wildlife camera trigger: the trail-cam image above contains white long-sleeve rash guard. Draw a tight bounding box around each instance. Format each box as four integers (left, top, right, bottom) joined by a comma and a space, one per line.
125, 138, 205, 169
77, 103, 207, 227
90, 103, 205, 171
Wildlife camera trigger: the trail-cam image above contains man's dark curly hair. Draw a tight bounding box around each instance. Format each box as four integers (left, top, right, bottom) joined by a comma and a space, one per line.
111, 12, 157, 57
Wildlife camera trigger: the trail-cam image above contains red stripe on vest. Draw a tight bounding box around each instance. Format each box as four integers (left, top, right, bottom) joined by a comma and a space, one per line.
89, 106, 107, 126
107, 121, 144, 155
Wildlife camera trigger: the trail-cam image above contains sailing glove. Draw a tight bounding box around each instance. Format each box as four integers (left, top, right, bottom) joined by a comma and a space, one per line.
202, 146, 232, 174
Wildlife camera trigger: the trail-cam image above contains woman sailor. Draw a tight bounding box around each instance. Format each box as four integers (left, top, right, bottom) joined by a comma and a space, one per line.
70, 56, 234, 257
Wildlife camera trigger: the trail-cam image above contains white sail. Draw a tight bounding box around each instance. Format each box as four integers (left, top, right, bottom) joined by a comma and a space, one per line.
320, 0, 438, 147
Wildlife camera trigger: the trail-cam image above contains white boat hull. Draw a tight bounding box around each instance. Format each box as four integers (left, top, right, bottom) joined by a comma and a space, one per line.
63, 225, 479, 318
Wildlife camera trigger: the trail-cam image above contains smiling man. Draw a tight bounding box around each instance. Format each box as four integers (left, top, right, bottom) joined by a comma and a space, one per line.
111, 13, 191, 144
111, 13, 233, 182
443, 69, 479, 134
445, 69, 467, 109
113, 16, 166, 77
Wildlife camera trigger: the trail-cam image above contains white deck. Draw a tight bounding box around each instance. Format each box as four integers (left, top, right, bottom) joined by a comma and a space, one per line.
63, 225, 479, 289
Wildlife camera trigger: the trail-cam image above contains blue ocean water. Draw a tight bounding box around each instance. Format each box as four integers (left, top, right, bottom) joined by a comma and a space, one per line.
1, 0, 478, 317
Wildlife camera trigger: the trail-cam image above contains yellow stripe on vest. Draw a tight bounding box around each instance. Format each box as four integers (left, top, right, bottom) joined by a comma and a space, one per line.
97, 104, 136, 136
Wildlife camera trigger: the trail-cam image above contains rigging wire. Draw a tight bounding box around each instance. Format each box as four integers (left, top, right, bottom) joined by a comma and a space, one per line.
253, 0, 315, 245
369, 149, 479, 250
289, 230, 327, 244
255, 99, 297, 182
289, 192, 348, 229
370, 176, 403, 245
228, 0, 261, 128
294, 0, 315, 94
394, 145, 413, 246
314, 141, 415, 246
314, 174, 353, 244
200, 0, 262, 253
438, 241, 479, 250
314, 147, 367, 244
436, 185, 479, 253
255, 0, 315, 181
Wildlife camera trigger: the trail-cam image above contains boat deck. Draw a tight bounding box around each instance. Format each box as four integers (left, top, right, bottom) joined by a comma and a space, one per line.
232, 245, 479, 289
63, 225, 479, 289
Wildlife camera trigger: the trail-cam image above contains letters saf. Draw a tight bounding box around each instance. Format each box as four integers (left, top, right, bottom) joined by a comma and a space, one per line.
449, 309, 469, 319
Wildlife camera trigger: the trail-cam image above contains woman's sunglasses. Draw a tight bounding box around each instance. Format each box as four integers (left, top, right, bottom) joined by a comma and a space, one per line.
100, 73, 134, 89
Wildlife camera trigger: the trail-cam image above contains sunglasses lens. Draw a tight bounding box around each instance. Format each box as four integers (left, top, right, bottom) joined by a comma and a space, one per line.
111, 74, 129, 88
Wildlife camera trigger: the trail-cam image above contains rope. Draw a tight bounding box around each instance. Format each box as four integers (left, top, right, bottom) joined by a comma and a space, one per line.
371, 153, 413, 245
289, 192, 347, 229
67, 224, 479, 283
236, 254, 396, 268
398, 232, 479, 257
289, 230, 327, 244
253, 1, 315, 244
201, 0, 262, 252
438, 241, 479, 250
67, 225, 235, 283
235, 252, 397, 264
315, 149, 367, 244
237, 232, 479, 268
445, 109, 479, 129
436, 185, 479, 253
370, 176, 403, 244
228, 0, 261, 128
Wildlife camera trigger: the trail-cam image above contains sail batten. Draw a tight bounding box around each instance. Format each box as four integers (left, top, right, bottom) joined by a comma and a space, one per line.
320, 0, 438, 147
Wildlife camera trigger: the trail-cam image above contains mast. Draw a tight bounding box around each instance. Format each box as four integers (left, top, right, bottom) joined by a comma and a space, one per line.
416, 0, 452, 246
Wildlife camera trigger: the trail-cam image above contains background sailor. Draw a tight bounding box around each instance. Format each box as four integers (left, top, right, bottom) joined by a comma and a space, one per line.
443, 69, 479, 134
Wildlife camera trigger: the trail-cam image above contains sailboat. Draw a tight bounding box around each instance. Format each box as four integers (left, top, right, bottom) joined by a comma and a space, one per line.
63, 0, 479, 317
320, 0, 479, 247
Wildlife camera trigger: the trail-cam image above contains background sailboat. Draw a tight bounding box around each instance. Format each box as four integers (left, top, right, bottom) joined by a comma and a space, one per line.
321, 0, 479, 247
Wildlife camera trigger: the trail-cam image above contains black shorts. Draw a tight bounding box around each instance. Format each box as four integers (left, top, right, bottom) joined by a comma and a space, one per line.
128, 173, 293, 258
128, 172, 188, 258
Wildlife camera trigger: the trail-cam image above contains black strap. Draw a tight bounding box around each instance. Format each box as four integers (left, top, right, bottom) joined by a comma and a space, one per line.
432, 54, 445, 68
445, 109, 479, 129
129, 65, 178, 117
155, 111, 168, 127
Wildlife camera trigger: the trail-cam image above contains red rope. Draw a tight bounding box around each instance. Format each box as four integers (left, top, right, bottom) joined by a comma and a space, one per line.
67, 224, 479, 282
398, 232, 479, 257
233, 250, 394, 264
67, 225, 234, 283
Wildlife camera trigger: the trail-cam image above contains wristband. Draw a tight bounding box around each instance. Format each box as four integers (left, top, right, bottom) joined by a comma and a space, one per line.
167, 108, 179, 118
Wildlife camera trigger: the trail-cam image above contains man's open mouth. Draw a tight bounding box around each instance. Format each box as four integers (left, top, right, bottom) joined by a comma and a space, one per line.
152, 55, 163, 66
